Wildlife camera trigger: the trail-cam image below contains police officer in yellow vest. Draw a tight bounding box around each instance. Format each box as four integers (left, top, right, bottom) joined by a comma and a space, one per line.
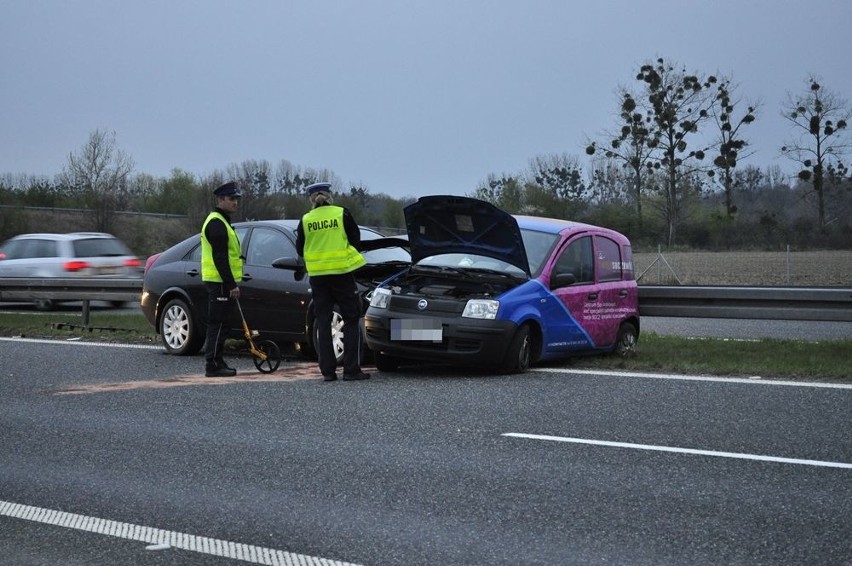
201, 181, 243, 377
295, 182, 370, 381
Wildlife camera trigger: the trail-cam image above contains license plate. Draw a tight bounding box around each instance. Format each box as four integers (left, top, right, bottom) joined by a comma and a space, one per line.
390, 318, 443, 342
96, 266, 122, 275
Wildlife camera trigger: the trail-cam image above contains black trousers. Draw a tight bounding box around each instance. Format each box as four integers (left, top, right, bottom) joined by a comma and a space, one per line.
205, 282, 234, 366
310, 273, 362, 376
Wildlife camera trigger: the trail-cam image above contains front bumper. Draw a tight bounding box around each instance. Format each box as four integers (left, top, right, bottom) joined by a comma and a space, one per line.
364, 312, 517, 366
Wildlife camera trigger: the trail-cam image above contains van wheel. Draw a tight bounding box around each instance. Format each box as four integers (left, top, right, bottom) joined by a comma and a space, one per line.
613, 322, 638, 357
374, 351, 400, 372
160, 298, 203, 355
498, 324, 532, 374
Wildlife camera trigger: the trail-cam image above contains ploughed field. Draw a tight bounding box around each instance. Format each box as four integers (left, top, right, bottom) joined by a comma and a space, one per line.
633, 250, 852, 287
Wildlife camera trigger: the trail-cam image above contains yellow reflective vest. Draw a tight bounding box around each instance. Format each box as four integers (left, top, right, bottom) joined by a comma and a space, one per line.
301, 206, 365, 276
201, 212, 243, 283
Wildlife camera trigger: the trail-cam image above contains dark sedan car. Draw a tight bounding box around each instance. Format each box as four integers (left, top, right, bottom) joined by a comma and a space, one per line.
140, 220, 409, 360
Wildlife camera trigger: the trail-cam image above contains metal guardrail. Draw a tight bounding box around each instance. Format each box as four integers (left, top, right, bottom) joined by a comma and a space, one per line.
0, 277, 142, 302
638, 286, 852, 322
1, 278, 850, 323
0, 277, 143, 325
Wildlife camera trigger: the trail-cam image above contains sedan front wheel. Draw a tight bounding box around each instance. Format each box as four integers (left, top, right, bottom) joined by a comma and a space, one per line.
312, 309, 345, 365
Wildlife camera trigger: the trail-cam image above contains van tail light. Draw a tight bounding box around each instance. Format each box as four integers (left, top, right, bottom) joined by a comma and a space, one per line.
63, 261, 91, 272
124, 258, 141, 268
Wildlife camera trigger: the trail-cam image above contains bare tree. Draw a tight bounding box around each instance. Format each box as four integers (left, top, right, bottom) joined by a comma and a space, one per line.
587, 156, 633, 205
634, 58, 718, 245
527, 153, 589, 219
707, 79, 758, 219
273, 159, 307, 196
225, 159, 273, 220
472, 173, 524, 214
586, 88, 659, 229
272, 160, 342, 197
62, 129, 135, 232
781, 77, 851, 230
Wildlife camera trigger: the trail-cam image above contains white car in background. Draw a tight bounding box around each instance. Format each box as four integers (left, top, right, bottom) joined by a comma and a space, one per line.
0, 232, 143, 309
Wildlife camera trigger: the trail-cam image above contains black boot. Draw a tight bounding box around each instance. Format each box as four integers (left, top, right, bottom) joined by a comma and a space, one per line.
206, 360, 236, 377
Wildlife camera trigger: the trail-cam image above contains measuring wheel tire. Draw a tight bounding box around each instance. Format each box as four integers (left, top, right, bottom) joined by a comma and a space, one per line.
253, 340, 282, 373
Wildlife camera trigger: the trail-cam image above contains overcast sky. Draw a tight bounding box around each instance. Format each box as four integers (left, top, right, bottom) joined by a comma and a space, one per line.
2, 0, 850, 199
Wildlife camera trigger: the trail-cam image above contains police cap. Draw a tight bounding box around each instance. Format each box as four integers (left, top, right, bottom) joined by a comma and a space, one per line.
213, 181, 242, 198
306, 182, 332, 196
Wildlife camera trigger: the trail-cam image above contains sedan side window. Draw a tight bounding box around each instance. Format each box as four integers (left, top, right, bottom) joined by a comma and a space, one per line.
187, 227, 252, 262
1, 240, 26, 259
553, 236, 594, 284
19, 239, 57, 259
245, 227, 295, 267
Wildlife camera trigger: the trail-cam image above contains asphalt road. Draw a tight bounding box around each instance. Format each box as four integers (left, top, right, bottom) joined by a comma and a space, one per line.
1, 338, 850, 565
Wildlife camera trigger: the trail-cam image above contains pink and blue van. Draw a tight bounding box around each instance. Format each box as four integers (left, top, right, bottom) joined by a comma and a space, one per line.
364, 196, 639, 373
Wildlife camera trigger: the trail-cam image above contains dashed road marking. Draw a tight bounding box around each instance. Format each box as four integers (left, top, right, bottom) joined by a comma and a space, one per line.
0, 499, 361, 565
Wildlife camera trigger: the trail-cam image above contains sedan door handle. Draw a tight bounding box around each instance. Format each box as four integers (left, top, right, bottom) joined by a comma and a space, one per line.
242, 273, 253, 281
587, 292, 598, 300
186, 268, 199, 277
619, 289, 629, 297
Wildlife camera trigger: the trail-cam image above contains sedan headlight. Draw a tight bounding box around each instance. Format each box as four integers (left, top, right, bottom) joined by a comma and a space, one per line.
462, 299, 499, 319
369, 287, 392, 309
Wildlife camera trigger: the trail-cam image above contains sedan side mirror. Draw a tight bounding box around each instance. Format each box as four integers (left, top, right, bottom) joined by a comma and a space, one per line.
272, 257, 306, 281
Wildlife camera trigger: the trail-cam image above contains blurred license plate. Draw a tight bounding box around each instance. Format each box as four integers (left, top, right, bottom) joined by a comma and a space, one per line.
390, 318, 442, 342
96, 266, 122, 275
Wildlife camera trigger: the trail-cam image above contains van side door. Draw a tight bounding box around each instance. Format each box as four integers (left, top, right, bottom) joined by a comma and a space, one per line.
547, 234, 636, 349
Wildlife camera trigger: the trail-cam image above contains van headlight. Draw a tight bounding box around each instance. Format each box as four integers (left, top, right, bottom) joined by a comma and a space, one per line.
462, 299, 499, 319
369, 287, 392, 309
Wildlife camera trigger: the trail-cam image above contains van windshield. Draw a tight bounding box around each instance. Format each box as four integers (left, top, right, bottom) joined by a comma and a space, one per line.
520, 229, 559, 276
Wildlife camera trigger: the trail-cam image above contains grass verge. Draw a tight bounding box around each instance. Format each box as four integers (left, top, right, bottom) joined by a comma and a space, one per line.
0, 311, 159, 345
1, 311, 849, 381
575, 332, 852, 381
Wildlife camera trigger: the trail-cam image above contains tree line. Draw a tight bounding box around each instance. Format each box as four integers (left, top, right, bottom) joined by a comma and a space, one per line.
1, 58, 850, 251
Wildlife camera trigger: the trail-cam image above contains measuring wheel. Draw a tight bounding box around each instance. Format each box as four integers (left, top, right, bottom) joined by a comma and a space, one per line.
252, 340, 281, 373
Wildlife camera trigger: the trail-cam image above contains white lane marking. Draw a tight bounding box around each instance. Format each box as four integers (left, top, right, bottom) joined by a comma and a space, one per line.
502, 433, 852, 469
535, 367, 852, 389
3, 337, 850, 389
0, 337, 161, 350
0, 500, 361, 565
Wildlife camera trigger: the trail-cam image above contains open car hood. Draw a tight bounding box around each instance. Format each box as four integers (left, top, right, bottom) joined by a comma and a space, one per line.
404, 196, 530, 276
358, 237, 409, 252
355, 236, 410, 281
